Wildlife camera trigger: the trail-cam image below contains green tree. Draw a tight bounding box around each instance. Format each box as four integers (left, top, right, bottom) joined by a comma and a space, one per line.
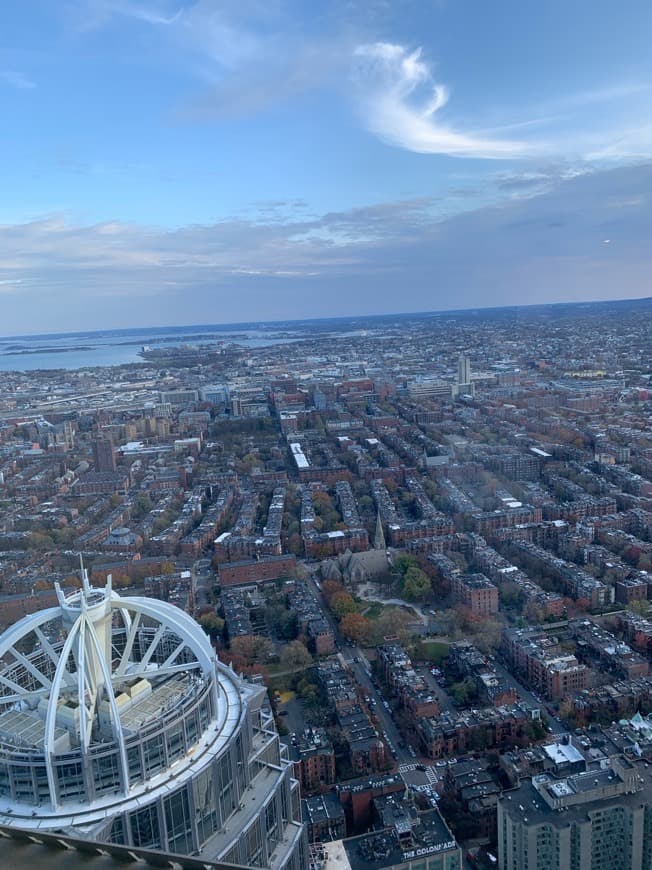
296, 677, 320, 706
402, 566, 431, 601
330, 591, 358, 618
450, 677, 476, 706
200, 612, 225, 640
132, 493, 153, 520
394, 554, 418, 577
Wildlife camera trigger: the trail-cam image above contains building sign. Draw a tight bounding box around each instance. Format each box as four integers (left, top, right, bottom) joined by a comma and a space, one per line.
402, 841, 456, 859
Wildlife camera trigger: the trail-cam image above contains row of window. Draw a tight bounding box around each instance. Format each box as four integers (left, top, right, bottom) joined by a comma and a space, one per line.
0, 685, 215, 806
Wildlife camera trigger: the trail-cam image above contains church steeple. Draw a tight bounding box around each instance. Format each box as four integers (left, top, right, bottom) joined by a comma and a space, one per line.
374, 511, 386, 550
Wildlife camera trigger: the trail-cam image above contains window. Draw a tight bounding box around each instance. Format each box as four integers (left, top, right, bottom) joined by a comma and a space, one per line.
127, 744, 143, 785
92, 751, 121, 796
131, 804, 161, 849
194, 768, 218, 845
144, 733, 166, 776
56, 759, 85, 802
165, 788, 193, 855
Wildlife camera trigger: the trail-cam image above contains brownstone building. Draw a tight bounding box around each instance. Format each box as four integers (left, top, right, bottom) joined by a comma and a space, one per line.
218, 554, 297, 587
450, 572, 499, 616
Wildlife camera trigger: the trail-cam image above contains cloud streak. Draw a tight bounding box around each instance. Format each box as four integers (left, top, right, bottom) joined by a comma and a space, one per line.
352, 42, 652, 165
352, 43, 533, 159
72, 0, 183, 31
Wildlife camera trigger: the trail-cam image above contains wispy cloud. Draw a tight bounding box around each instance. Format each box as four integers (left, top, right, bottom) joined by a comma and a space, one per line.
0, 70, 36, 89
69, 0, 357, 118
55, 5, 652, 168
172, 2, 352, 120
352, 42, 652, 166
71, 0, 183, 32
352, 43, 533, 160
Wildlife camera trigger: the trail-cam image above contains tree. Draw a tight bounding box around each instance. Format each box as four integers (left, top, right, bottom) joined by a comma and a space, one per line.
321, 579, 345, 604
473, 618, 503, 654
296, 676, 321, 707
266, 605, 298, 640
230, 635, 274, 665
288, 533, 303, 556
330, 591, 358, 618
526, 719, 546, 741
200, 612, 225, 640
27, 532, 54, 550
369, 609, 413, 646
450, 677, 476, 706
279, 640, 313, 671
132, 493, 153, 520
402, 566, 431, 601
340, 612, 371, 644
394, 554, 418, 577
499, 581, 522, 610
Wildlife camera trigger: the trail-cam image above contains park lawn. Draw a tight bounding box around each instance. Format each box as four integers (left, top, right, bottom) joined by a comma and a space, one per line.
418, 640, 450, 663
362, 601, 384, 619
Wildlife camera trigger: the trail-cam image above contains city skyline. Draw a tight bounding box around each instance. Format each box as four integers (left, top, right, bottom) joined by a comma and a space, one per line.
1, 0, 651, 333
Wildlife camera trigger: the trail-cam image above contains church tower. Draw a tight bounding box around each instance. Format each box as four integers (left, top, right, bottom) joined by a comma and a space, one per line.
373, 511, 386, 550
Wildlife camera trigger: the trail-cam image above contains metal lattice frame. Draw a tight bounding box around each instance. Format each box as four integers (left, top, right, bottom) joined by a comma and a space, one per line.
0, 571, 219, 808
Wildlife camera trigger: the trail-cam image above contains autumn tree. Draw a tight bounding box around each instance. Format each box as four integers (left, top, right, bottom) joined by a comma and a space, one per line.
321, 579, 345, 604
340, 612, 371, 644
230, 635, 274, 665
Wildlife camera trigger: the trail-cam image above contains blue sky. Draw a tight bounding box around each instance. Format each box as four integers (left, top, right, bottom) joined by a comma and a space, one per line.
1, 0, 651, 333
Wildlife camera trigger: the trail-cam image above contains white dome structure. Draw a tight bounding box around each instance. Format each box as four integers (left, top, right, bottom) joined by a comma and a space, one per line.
0, 566, 306, 868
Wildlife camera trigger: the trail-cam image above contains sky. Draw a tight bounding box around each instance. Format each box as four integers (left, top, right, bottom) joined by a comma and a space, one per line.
1, 0, 651, 334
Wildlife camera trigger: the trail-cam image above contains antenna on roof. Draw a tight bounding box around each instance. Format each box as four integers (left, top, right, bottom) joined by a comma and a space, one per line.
79, 552, 91, 594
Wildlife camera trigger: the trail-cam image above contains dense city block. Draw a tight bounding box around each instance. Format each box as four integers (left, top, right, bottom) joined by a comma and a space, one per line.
1, 299, 652, 869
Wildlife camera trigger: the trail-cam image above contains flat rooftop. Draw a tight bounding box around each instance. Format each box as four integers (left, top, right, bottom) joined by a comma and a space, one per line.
341, 809, 458, 870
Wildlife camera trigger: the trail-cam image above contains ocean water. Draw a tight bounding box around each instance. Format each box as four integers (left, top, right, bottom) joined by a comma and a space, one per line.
0, 325, 303, 372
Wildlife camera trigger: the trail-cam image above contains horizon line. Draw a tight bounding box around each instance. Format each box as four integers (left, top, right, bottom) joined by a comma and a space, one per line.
1, 293, 650, 342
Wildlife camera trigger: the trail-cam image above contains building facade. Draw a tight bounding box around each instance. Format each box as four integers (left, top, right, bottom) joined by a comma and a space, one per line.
498, 757, 652, 870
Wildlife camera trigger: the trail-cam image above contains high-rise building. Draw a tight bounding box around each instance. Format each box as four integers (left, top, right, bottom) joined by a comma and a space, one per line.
93, 434, 116, 472
457, 353, 471, 387
453, 353, 475, 398
497, 755, 652, 869
0, 568, 306, 869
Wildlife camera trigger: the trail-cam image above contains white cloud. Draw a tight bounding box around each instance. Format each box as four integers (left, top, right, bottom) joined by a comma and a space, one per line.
351, 42, 652, 167
352, 43, 533, 159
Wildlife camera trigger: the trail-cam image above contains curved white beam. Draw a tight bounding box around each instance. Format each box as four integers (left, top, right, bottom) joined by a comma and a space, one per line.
44, 618, 82, 810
